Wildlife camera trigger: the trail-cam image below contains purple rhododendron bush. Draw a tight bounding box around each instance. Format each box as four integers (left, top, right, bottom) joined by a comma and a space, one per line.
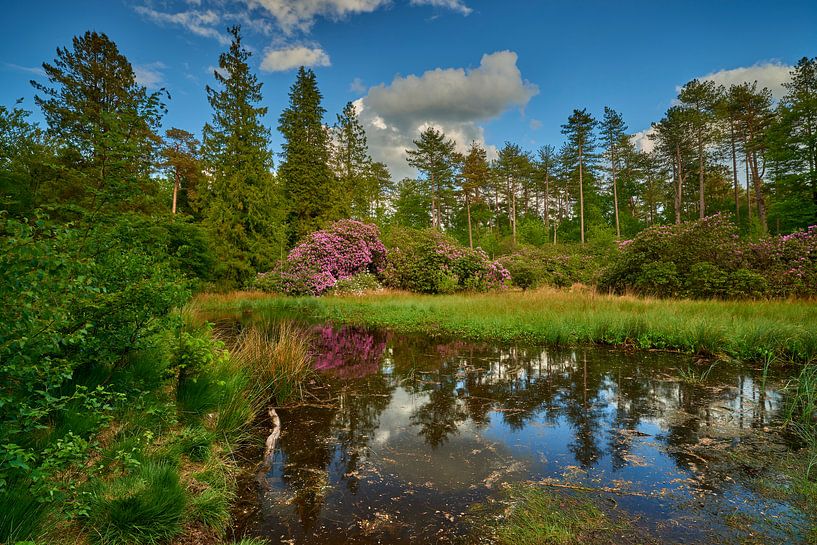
254, 222, 510, 296
254, 220, 387, 295
599, 215, 817, 299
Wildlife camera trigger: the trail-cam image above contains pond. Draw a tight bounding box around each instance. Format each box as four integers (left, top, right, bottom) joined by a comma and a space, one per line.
220, 317, 813, 544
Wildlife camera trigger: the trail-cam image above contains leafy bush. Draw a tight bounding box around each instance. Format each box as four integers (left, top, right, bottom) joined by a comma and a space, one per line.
254, 219, 386, 295
498, 244, 605, 290
381, 228, 510, 294
600, 215, 816, 299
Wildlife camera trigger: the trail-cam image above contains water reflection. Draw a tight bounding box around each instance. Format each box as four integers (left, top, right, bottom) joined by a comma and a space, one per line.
233, 321, 802, 544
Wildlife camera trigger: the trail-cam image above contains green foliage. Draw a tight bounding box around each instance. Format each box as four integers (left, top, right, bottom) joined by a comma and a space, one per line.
381, 228, 509, 294
83, 462, 186, 545
279, 67, 336, 243
187, 487, 230, 534
202, 26, 285, 287
498, 244, 605, 289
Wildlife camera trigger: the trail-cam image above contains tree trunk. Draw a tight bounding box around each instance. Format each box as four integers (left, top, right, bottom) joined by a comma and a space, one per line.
674, 145, 684, 224
544, 170, 550, 230
172, 167, 179, 214
750, 150, 768, 231
745, 149, 752, 220
698, 128, 705, 219
730, 121, 740, 221
466, 190, 473, 249
611, 148, 620, 238
579, 145, 585, 244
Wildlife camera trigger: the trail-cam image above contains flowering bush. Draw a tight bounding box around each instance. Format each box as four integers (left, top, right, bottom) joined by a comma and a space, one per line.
381, 228, 510, 294
748, 224, 817, 298
254, 220, 386, 295
599, 215, 816, 299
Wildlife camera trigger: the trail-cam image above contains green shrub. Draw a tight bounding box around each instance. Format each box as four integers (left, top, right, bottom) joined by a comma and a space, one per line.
727, 269, 768, 299
84, 462, 187, 545
381, 227, 509, 293
685, 262, 728, 298
498, 244, 604, 290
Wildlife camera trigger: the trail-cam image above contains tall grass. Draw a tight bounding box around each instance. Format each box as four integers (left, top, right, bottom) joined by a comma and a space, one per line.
192, 288, 817, 365
230, 320, 313, 404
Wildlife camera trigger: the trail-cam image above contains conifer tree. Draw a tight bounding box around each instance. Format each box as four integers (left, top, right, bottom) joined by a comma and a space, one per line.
162, 128, 202, 217
561, 109, 597, 243
31, 31, 165, 213
600, 107, 628, 238
202, 26, 284, 285
331, 101, 372, 219
678, 79, 720, 219
406, 127, 457, 229
460, 142, 490, 248
279, 67, 334, 243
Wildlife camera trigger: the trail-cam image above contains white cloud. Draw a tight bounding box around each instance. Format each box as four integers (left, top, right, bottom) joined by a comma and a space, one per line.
410, 0, 472, 15
631, 127, 656, 154
3, 62, 45, 76
260, 45, 331, 72
134, 6, 230, 44
246, 0, 389, 34
357, 51, 537, 178
529, 118, 542, 130
133, 62, 166, 89
695, 61, 793, 99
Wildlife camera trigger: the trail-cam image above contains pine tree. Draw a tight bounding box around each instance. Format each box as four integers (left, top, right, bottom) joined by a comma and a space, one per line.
561, 109, 597, 243
460, 142, 490, 248
652, 106, 694, 224
600, 107, 628, 238
31, 30, 165, 213
279, 67, 335, 243
162, 128, 202, 217
331, 101, 372, 219
536, 145, 557, 235
202, 26, 284, 286
677, 79, 720, 219
495, 142, 531, 245
406, 127, 457, 229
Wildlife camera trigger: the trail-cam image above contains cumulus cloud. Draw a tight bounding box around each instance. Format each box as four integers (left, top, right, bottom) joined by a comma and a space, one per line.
134, 6, 230, 44
260, 45, 331, 71
356, 51, 537, 179
695, 61, 793, 99
630, 127, 657, 154
410, 0, 472, 15
133, 62, 166, 89
247, 0, 389, 34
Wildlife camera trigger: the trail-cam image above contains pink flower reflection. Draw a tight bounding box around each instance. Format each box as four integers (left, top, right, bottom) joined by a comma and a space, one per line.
311, 325, 388, 379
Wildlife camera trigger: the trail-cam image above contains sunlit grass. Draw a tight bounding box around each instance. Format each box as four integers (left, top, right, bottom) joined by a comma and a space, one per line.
192, 288, 817, 364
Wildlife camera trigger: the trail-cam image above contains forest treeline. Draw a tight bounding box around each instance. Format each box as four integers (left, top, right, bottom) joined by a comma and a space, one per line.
3, 27, 816, 290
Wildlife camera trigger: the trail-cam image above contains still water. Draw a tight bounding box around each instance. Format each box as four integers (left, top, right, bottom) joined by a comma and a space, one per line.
223, 319, 810, 544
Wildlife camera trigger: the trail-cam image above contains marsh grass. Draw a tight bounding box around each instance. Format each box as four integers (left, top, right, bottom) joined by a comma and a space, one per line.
493, 485, 608, 545
192, 288, 817, 365
84, 462, 187, 545
678, 362, 719, 384
230, 320, 314, 403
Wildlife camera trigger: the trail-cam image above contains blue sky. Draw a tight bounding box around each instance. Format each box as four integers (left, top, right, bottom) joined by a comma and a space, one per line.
3, 0, 816, 178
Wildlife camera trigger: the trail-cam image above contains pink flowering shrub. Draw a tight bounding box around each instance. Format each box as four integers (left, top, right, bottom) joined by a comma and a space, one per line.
748, 224, 817, 298
600, 215, 816, 299
381, 228, 510, 294
254, 220, 386, 295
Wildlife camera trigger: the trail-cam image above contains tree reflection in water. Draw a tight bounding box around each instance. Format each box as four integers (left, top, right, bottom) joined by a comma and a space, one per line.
251, 322, 793, 544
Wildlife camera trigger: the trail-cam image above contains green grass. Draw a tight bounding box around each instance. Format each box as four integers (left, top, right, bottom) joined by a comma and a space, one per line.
84, 462, 187, 545
493, 485, 608, 545
192, 288, 817, 364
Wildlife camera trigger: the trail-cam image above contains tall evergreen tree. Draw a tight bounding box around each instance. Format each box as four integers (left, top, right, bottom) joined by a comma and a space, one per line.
279, 66, 334, 243
677, 79, 720, 219
460, 142, 490, 248
406, 127, 457, 229
652, 106, 694, 224
331, 101, 372, 219
202, 26, 283, 285
561, 109, 597, 243
495, 142, 531, 245
162, 128, 202, 217
536, 145, 557, 234
31, 30, 165, 214
600, 107, 628, 238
